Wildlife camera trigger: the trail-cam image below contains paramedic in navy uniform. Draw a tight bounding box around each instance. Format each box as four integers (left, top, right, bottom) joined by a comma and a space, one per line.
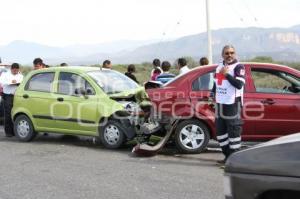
211, 45, 245, 164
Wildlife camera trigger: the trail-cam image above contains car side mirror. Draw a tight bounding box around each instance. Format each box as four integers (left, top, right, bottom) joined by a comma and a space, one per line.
86, 88, 94, 95
75, 88, 86, 96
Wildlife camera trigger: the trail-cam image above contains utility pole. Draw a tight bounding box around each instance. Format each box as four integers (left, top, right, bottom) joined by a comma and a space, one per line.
206, 0, 213, 64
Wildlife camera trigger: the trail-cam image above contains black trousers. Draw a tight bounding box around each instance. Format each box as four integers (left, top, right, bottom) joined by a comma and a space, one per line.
3, 94, 14, 136
215, 100, 243, 159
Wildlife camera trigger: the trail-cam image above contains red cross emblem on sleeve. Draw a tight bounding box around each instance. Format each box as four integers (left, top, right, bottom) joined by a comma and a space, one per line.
216, 73, 226, 85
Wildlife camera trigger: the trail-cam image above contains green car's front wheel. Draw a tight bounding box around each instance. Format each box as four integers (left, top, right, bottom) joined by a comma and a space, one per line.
99, 120, 126, 149
14, 114, 37, 142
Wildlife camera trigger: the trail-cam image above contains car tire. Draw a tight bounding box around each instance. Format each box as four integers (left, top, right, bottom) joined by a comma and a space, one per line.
174, 119, 210, 154
99, 120, 126, 149
14, 114, 37, 142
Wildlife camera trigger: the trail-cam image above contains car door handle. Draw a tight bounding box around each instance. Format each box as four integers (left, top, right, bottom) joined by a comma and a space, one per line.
57, 97, 64, 102
261, 99, 275, 105
23, 94, 29, 99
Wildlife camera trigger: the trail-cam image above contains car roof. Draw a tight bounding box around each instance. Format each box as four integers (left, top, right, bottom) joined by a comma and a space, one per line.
164, 62, 299, 87
0, 64, 11, 66
190, 62, 299, 74
36, 66, 102, 73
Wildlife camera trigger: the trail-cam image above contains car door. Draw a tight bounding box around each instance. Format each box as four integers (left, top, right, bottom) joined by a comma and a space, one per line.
51, 72, 99, 135
22, 72, 57, 129
189, 66, 255, 138
245, 66, 300, 139
189, 69, 215, 117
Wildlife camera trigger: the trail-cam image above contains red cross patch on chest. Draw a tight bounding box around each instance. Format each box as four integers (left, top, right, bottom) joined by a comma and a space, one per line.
216, 73, 226, 85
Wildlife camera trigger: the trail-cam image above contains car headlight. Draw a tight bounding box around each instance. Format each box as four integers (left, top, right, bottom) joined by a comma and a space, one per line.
125, 102, 140, 113
119, 101, 142, 114
224, 175, 232, 197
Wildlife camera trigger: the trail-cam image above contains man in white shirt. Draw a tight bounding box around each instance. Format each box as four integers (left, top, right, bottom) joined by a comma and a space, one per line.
177, 58, 190, 75
0, 63, 23, 137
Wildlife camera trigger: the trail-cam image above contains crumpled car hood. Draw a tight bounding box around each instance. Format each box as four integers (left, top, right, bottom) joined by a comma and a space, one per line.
109, 87, 152, 107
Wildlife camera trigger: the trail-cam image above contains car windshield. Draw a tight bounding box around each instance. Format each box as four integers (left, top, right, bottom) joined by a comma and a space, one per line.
88, 70, 139, 94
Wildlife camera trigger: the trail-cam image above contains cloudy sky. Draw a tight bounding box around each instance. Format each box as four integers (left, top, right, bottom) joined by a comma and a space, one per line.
0, 0, 299, 46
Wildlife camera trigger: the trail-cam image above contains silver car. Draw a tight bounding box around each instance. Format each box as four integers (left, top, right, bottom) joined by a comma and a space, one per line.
224, 133, 300, 199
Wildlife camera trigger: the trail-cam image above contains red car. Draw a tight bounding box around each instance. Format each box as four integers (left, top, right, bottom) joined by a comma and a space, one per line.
147, 63, 300, 153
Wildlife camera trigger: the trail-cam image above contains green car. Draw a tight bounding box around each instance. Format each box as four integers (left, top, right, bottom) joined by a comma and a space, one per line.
12, 66, 153, 149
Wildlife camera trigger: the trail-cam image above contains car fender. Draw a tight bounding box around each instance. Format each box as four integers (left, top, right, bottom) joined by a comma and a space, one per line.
12, 107, 37, 128
97, 108, 136, 140
192, 106, 216, 139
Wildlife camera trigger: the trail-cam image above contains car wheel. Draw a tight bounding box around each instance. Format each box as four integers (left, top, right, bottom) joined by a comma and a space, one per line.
14, 114, 37, 142
99, 120, 126, 149
174, 119, 210, 153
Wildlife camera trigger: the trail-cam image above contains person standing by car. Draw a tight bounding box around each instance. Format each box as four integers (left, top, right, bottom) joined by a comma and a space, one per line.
150, 58, 162, 80
156, 61, 175, 83
212, 45, 245, 164
102, 60, 112, 69
0, 63, 23, 137
60, 63, 68, 66
32, 58, 49, 136
33, 58, 45, 70
177, 58, 190, 75
199, 57, 209, 66
198, 57, 211, 89
125, 64, 139, 83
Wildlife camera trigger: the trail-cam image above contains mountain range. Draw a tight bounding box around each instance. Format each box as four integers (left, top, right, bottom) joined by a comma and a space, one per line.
1, 25, 300, 65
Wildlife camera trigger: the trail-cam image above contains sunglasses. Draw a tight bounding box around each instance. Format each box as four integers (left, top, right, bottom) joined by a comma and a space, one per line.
224, 51, 235, 55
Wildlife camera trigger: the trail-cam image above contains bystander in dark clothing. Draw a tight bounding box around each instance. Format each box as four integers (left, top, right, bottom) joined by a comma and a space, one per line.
32, 58, 49, 136
0, 63, 23, 137
199, 57, 209, 66
102, 60, 112, 69
199, 57, 211, 89
156, 61, 175, 84
60, 63, 68, 66
33, 58, 44, 70
125, 64, 139, 83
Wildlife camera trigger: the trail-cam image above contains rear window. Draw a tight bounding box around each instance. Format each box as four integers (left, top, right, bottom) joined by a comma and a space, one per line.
192, 71, 214, 91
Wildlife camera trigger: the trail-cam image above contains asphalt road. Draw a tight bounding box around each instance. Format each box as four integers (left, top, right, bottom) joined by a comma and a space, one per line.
0, 127, 226, 199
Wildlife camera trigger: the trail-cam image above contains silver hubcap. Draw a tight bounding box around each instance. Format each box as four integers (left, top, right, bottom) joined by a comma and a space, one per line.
104, 124, 120, 145
17, 120, 30, 138
179, 124, 205, 150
